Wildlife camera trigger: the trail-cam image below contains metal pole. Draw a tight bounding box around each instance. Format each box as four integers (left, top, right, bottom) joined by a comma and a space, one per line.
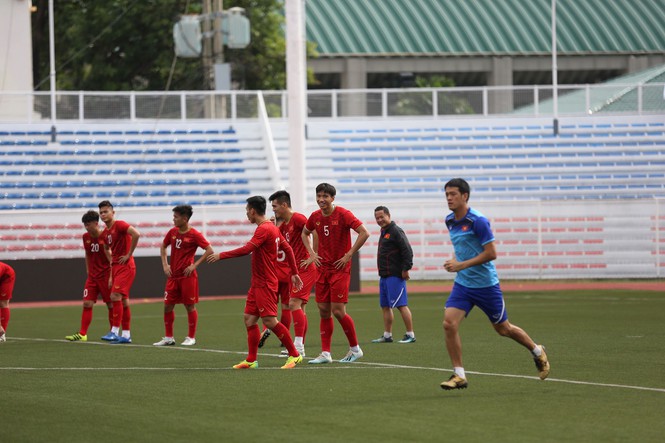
286, 0, 308, 210
551, 0, 558, 135
48, 0, 56, 122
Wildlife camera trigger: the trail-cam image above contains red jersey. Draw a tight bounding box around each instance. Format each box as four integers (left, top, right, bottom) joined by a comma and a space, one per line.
305, 205, 362, 273
0, 261, 15, 281
83, 231, 110, 280
279, 212, 316, 273
102, 220, 136, 267
162, 227, 210, 278
220, 220, 298, 291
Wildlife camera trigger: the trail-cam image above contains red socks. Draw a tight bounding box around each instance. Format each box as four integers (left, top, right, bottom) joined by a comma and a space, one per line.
280, 309, 292, 331
270, 322, 297, 356
80, 307, 93, 335
292, 308, 307, 339
339, 314, 359, 347
187, 309, 198, 338
111, 301, 123, 328
0, 307, 10, 330
121, 305, 131, 331
164, 310, 175, 337
246, 324, 261, 362
320, 317, 334, 352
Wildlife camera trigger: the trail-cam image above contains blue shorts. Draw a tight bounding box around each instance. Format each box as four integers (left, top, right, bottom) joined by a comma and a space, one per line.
445, 282, 507, 324
379, 276, 409, 308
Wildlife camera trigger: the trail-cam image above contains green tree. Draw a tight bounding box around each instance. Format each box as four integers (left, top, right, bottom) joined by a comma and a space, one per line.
31, 0, 312, 91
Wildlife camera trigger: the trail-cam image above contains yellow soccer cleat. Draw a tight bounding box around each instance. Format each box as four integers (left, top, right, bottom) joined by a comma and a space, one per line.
233, 360, 258, 369
281, 354, 303, 369
534, 346, 550, 380
65, 333, 87, 342
440, 374, 468, 390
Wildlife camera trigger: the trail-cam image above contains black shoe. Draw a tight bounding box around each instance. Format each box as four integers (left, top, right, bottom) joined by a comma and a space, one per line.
258, 329, 271, 348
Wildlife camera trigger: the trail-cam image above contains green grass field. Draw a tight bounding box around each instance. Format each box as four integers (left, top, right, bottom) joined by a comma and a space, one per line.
2, 288, 664, 442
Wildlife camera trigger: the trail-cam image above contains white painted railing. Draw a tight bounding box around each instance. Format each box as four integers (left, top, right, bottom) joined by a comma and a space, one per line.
1, 83, 664, 122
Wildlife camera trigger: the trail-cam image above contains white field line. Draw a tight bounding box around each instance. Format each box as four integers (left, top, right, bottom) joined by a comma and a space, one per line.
3, 337, 665, 394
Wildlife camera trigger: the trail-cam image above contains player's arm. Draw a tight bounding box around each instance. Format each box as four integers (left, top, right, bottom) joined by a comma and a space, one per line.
206, 241, 257, 263
334, 223, 370, 270
444, 241, 497, 273
185, 245, 214, 276
160, 242, 171, 277
301, 226, 321, 267
119, 225, 141, 265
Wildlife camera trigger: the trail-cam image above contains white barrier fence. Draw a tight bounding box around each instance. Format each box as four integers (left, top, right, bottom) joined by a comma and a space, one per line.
0, 199, 662, 280
1, 82, 664, 122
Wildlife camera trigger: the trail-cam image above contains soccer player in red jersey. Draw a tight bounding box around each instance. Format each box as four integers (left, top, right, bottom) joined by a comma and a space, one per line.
98, 200, 141, 344
256, 216, 293, 351
269, 190, 319, 358
206, 196, 304, 369
65, 210, 113, 342
0, 261, 16, 343
301, 183, 370, 364
153, 205, 213, 347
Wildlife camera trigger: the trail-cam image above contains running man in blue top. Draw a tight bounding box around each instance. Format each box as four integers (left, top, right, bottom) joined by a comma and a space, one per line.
440, 178, 550, 390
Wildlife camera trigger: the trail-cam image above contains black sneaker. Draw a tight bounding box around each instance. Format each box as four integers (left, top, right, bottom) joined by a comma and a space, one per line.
257, 329, 271, 348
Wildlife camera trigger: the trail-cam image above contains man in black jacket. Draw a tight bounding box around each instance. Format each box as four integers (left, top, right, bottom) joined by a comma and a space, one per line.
372, 206, 416, 344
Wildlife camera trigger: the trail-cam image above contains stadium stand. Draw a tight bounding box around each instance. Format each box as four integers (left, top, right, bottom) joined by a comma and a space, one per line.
1, 115, 663, 280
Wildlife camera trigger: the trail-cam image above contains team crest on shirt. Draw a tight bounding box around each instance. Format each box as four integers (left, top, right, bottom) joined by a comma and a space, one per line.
316, 222, 321, 226
384, 233, 390, 239
332, 220, 339, 225
85, 239, 91, 244
462, 225, 469, 231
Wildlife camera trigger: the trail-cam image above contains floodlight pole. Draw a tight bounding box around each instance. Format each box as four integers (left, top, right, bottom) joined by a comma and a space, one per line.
286, 0, 308, 210
551, 0, 559, 135
48, 0, 56, 123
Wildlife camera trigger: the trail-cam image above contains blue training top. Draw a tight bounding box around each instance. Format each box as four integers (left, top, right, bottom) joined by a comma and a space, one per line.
445, 207, 499, 288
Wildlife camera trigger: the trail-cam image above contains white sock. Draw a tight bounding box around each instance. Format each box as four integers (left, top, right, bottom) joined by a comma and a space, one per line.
454, 367, 466, 379
322, 351, 331, 358
111, 326, 120, 334
384, 332, 392, 339
351, 345, 360, 352
122, 330, 131, 339
531, 345, 542, 357
294, 337, 303, 347
406, 331, 415, 338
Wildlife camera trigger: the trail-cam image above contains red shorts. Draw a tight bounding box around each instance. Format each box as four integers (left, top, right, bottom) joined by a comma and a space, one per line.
83, 276, 112, 304
164, 276, 199, 305
291, 264, 317, 303
315, 269, 350, 304
244, 285, 278, 318
278, 280, 291, 305
0, 272, 15, 301
111, 264, 135, 298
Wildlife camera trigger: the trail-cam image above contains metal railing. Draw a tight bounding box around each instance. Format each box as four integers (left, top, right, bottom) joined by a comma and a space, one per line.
0, 83, 663, 123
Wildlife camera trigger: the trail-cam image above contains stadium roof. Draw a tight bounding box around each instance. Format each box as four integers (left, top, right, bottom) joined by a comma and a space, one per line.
306, 0, 665, 57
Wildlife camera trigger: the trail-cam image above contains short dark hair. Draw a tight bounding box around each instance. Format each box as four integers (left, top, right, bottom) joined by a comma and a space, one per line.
173, 205, 193, 220
82, 210, 100, 224
374, 206, 390, 216
246, 196, 267, 215
315, 183, 336, 197
269, 190, 291, 207
98, 200, 113, 210
444, 178, 471, 200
